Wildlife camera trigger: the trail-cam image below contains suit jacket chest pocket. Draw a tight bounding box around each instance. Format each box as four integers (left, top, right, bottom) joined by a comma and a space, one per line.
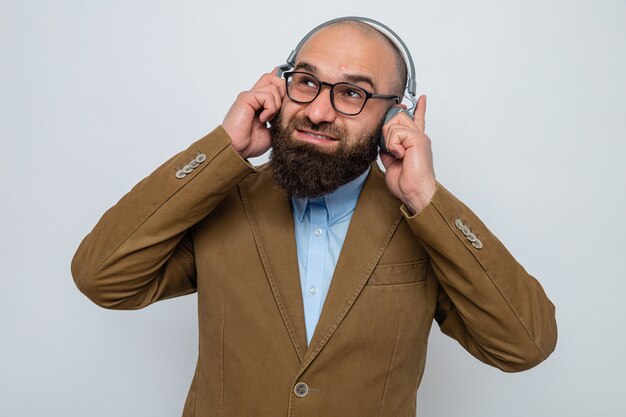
368, 260, 429, 286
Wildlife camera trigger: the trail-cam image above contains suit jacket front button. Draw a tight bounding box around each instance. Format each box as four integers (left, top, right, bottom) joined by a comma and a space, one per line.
294, 382, 309, 398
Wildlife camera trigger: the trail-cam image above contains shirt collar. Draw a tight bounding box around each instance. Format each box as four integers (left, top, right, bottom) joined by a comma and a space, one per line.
291, 167, 370, 225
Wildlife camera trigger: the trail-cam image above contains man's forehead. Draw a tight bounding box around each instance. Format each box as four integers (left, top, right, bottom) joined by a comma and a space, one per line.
294, 25, 396, 90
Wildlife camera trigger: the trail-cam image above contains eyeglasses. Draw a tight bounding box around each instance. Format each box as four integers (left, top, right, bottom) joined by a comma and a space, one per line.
283, 71, 401, 116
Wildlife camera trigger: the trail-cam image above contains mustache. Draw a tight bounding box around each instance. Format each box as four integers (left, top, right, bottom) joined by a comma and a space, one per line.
289, 116, 345, 141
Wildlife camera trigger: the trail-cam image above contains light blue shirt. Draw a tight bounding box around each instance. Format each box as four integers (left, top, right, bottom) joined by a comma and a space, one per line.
291, 168, 370, 345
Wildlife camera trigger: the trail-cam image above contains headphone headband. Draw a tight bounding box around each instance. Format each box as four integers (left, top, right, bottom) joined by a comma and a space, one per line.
277, 16, 417, 108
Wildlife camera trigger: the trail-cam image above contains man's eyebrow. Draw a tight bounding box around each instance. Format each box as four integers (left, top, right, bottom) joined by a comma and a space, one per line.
343, 74, 375, 91
294, 61, 376, 91
294, 61, 318, 74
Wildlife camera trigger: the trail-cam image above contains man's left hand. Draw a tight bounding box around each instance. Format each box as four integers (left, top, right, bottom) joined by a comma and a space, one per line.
380, 95, 437, 215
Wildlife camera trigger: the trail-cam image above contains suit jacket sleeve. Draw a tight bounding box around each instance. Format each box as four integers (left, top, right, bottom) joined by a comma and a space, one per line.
71, 126, 255, 309
401, 183, 557, 372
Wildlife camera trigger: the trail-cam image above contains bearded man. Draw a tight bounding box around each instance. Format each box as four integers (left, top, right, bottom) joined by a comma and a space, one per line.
71, 17, 557, 417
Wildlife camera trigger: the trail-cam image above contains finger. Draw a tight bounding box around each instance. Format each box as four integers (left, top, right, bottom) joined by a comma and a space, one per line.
389, 110, 418, 129
258, 101, 278, 123
253, 70, 287, 97
388, 124, 428, 159
414, 95, 427, 132
253, 77, 286, 110
379, 152, 397, 170
268, 70, 287, 98
239, 90, 280, 123
385, 125, 417, 159
381, 123, 402, 159
382, 110, 407, 137
251, 71, 274, 88
254, 84, 283, 115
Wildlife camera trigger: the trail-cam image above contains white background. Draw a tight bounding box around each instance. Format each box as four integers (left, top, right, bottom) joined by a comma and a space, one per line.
1, 1, 625, 416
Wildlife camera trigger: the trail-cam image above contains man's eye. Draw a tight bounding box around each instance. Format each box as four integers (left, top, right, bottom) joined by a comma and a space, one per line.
341, 88, 366, 100
297, 76, 317, 88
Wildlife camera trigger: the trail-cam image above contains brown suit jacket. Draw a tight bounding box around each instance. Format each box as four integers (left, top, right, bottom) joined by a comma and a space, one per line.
71, 126, 557, 416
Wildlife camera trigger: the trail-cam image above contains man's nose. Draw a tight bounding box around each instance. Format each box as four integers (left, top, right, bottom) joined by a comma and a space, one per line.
303, 87, 337, 125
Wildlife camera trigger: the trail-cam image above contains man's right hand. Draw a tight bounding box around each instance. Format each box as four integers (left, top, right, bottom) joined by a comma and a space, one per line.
222, 68, 286, 159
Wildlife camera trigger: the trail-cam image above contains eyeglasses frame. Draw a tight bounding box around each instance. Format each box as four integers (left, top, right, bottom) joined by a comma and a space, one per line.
283, 70, 401, 116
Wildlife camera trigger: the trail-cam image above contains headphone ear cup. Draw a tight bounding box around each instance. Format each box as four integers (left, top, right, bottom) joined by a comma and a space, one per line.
379, 107, 412, 154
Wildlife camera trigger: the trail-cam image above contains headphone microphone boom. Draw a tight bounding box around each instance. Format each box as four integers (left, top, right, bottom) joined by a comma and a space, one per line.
276, 16, 418, 154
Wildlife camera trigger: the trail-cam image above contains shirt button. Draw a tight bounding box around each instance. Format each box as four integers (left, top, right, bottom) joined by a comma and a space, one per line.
313, 228, 322, 236
309, 286, 318, 295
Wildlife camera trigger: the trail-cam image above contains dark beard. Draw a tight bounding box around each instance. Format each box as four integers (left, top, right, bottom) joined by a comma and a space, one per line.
268, 112, 381, 199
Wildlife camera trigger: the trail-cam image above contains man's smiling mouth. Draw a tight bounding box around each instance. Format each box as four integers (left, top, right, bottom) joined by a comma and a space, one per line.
297, 129, 339, 142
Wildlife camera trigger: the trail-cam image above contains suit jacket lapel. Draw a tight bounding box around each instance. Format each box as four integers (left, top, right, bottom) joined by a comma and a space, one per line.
240, 163, 404, 372
300, 164, 403, 372
240, 167, 308, 362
